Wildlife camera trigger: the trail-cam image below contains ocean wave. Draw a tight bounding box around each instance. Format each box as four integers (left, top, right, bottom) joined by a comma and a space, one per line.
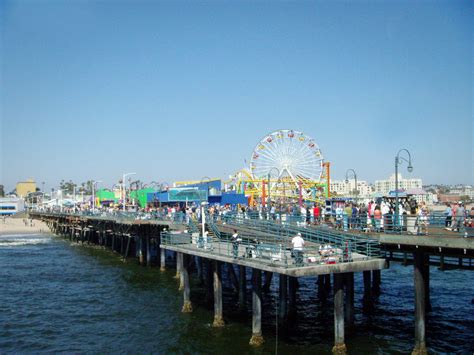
0, 236, 52, 247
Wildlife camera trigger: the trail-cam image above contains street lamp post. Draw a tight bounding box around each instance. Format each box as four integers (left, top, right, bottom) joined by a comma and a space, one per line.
345, 169, 358, 198
122, 172, 136, 211
201, 201, 209, 249
267, 168, 280, 220
394, 149, 413, 229
73, 185, 77, 213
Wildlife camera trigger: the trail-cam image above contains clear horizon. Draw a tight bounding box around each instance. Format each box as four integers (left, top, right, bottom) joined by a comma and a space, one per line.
1, 0, 472, 192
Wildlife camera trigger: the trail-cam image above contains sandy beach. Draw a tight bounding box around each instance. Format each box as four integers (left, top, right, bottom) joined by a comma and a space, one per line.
0, 216, 49, 235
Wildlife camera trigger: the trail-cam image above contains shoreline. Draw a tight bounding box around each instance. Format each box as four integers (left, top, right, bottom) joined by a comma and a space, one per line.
0, 217, 49, 236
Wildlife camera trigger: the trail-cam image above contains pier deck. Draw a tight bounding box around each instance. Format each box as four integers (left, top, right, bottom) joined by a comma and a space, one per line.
162, 241, 386, 277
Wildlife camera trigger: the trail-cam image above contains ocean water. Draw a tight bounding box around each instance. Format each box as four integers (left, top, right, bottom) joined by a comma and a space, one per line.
0, 233, 472, 354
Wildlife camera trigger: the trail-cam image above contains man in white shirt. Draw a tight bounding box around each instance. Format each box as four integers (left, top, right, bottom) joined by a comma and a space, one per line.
291, 232, 305, 266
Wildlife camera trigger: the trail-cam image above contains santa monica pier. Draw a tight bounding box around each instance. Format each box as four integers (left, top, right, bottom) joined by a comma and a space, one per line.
11, 129, 474, 354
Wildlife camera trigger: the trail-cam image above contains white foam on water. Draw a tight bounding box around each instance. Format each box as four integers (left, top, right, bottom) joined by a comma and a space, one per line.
0, 235, 52, 247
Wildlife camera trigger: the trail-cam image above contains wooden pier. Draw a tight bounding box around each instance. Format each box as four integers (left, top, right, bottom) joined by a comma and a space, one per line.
30, 212, 473, 354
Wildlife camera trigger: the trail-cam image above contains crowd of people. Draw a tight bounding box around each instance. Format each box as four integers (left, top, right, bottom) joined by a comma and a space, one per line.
34, 197, 473, 237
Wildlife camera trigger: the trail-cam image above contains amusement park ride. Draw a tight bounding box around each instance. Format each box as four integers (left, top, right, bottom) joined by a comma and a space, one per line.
226, 129, 331, 206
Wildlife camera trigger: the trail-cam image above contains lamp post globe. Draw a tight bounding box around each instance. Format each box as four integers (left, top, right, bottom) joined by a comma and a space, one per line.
345, 169, 358, 198
394, 149, 413, 230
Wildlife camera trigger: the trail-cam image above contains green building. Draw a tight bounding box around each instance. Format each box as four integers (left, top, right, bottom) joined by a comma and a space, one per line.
130, 188, 157, 208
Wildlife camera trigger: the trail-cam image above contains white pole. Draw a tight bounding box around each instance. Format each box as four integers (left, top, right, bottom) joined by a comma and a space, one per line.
122, 173, 136, 211
92, 182, 95, 212
201, 202, 208, 248
122, 173, 125, 211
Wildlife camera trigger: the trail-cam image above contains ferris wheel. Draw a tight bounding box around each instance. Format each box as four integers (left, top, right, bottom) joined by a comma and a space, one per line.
249, 129, 324, 184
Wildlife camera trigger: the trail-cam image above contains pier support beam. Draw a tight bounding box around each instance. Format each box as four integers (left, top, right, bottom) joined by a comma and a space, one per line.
227, 264, 239, 292
263, 271, 273, 292
412, 251, 428, 355
318, 275, 327, 300
239, 265, 246, 311
139, 236, 146, 266
278, 274, 287, 320
181, 255, 192, 313
123, 236, 131, 261
249, 269, 264, 346
372, 270, 381, 295
344, 273, 354, 326
363, 271, 372, 301
205, 259, 213, 305
332, 273, 347, 355
423, 254, 431, 313
439, 255, 445, 271
197, 257, 204, 284
175, 252, 181, 279
288, 276, 297, 319
324, 274, 331, 295
146, 234, 151, 266
160, 248, 166, 271
178, 253, 184, 291
212, 261, 225, 327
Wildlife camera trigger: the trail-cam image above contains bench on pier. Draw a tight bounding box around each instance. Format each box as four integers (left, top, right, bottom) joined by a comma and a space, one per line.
246, 243, 283, 261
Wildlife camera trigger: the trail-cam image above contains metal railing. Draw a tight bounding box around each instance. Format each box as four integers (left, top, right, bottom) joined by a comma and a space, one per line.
221, 213, 382, 258
160, 228, 352, 269
160, 210, 383, 269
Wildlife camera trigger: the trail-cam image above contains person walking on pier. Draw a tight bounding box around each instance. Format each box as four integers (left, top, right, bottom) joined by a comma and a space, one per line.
451, 202, 465, 233
231, 229, 242, 258
291, 232, 305, 266
444, 203, 453, 228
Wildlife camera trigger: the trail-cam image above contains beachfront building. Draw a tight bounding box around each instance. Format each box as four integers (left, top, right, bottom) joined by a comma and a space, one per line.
330, 179, 373, 198
0, 197, 25, 215
16, 179, 37, 198
374, 174, 422, 195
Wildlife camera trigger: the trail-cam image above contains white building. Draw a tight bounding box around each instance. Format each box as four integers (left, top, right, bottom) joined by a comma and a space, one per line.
449, 186, 474, 199
374, 174, 422, 195
0, 197, 25, 215
330, 179, 373, 198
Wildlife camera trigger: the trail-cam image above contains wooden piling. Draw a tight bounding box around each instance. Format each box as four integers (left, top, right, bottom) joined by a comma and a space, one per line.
439, 255, 445, 271
423, 253, 431, 313
146, 234, 151, 266
124, 236, 131, 261
278, 274, 287, 320
363, 270, 372, 301
181, 254, 192, 313
238, 265, 246, 311
263, 271, 273, 292
324, 273, 331, 295
288, 276, 297, 318
249, 269, 264, 346
332, 273, 347, 354
178, 253, 184, 291
160, 248, 166, 271
372, 270, 381, 295
413, 251, 428, 355
227, 264, 239, 292
212, 261, 225, 327
175, 252, 181, 279
318, 275, 326, 300
197, 257, 204, 284
205, 259, 213, 305
344, 272, 354, 325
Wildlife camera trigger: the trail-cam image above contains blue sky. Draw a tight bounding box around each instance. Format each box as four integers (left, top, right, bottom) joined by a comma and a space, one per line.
1, 0, 472, 192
